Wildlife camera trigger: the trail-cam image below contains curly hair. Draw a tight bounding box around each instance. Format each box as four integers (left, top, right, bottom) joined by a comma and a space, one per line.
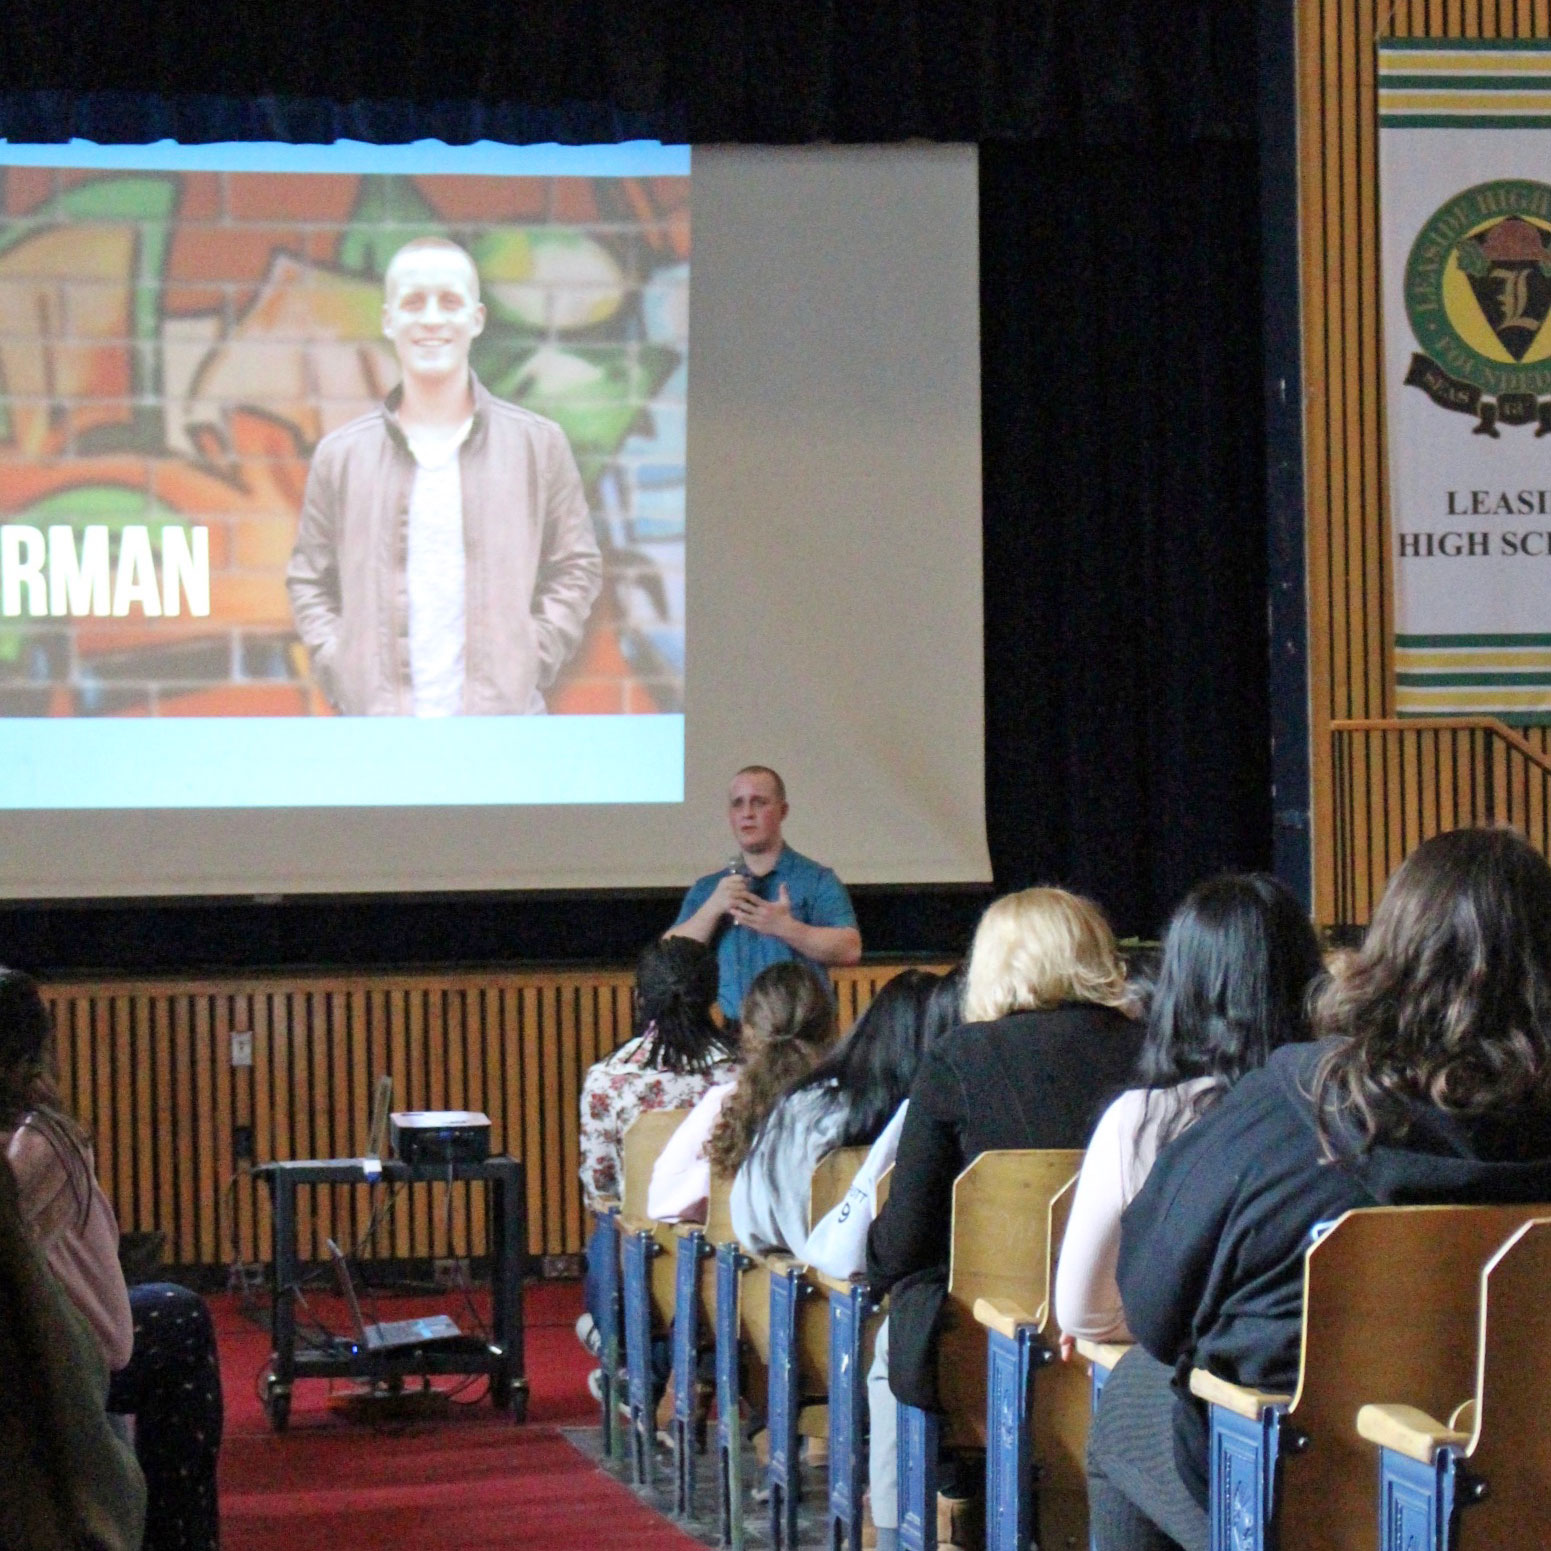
705, 962, 836, 1175
1311, 828, 1551, 1154
0, 968, 94, 1234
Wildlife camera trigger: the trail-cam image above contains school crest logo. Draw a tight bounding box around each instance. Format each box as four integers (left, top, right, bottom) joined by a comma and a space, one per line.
1404, 179, 1551, 436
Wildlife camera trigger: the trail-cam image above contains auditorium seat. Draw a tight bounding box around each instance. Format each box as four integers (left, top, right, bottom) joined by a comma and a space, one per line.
1189, 1204, 1548, 1551
1357, 1215, 1551, 1551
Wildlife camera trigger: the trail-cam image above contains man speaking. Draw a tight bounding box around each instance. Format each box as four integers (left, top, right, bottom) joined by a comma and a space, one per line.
287, 237, 603, 715
667, 766, 862, 1021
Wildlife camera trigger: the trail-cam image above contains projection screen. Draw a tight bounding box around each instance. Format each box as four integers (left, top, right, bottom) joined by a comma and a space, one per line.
0, 141, 986, 895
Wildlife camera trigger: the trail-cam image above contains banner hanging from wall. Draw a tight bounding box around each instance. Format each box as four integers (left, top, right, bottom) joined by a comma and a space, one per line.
1380, 41, 1551, 724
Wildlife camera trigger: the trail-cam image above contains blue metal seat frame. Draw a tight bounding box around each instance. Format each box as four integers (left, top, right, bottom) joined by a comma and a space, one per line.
828, 1278, 879, 1551
981, 1320, 1055, 1551
671, 1225, 714, 1515
715, 1240, 752, 1550
592, 1207, 626, 1461
767, 1260, 812, 1551
622, 1223, 664, 1485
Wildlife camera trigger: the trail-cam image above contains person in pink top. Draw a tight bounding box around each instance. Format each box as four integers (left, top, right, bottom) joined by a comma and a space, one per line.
0, 968, 223, 1551
1054, 874, 1323, 1353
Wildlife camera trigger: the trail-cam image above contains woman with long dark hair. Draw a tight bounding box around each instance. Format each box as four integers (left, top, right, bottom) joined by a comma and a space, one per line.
1094, 829, 1551, 1551
729, 966, 947, 1259
1055, 874, 1323, 1347
0, 966, 222, 1551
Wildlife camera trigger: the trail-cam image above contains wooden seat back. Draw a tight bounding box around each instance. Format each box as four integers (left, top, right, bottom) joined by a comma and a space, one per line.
620, 1109, 691, 1322
706, 1168, 736, 1246
1031, 1175, 1092, 1551
936, 1149, 1084, 1449
810, 1145, 869, 1227
1454, 1216, 1551, 1546
621, 1109, 691, 1224
1279, 1204, 1548, 1551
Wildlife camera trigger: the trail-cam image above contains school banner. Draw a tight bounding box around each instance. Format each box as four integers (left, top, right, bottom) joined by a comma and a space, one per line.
1379, 42, 1551, 723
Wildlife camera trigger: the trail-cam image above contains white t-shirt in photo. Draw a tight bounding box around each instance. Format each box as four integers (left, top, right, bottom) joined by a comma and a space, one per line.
405, 418, 473, 717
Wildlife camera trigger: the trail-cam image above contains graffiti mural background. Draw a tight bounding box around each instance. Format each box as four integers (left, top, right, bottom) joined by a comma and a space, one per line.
0, 166, 689, 717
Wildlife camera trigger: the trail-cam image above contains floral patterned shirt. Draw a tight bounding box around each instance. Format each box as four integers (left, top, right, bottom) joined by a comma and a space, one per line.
579, 1031, 738, 1214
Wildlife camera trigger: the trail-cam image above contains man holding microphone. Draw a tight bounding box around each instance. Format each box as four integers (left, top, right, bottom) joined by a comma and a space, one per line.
666, 766, 862, 1022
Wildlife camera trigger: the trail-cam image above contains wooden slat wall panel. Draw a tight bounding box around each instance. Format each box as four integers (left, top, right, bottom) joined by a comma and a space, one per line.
1302, 0, 1551, 922
1330, 720, 1551, 920
40, 962, 936, 1272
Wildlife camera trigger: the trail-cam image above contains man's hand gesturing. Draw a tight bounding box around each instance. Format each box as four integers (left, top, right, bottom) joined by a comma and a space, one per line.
729, 881, 795, 942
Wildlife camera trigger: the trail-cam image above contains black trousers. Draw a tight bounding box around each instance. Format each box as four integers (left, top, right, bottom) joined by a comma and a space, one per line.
107, 1283, 223, 1551
1086, 1348, 1208, 1551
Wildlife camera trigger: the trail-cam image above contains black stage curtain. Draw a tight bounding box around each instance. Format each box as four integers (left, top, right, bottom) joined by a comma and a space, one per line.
1, 1, 1253, 144
981, 140, 1272, 934
0, 1, 1269, 964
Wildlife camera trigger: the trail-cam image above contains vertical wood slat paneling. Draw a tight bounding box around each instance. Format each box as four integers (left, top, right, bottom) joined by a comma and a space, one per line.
1302, 0, 1551, 921
41, 963, 928, 1272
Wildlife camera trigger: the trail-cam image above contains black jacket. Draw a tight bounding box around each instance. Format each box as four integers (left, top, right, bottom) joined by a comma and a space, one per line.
866, 1003, 1144, 1407
1119, 1037, 1551, 1498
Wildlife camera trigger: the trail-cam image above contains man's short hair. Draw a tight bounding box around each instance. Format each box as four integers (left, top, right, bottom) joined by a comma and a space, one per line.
383, 237, 482, 303
734, 765, 786, 802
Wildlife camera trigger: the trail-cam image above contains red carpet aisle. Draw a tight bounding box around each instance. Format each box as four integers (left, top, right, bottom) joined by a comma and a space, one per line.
216, 1280, 697, 1550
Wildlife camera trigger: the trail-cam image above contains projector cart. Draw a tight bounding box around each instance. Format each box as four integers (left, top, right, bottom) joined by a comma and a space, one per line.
255, 1155, 528, 1429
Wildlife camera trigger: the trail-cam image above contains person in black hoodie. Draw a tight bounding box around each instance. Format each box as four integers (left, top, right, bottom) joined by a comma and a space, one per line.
1092, 827, 1551, 1551
864, 887, 1145, 1550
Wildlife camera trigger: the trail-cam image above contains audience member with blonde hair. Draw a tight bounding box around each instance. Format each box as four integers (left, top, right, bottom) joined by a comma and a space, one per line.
861, 888, 1145, 1550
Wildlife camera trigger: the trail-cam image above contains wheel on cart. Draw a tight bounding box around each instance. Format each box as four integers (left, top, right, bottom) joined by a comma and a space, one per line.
497, 1376, 529, 1423
263, 1371, 291, 1432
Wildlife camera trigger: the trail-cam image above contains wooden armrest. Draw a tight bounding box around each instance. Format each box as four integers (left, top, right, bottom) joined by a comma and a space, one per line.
617, 1214, 654, 1235
763, 1252, 805, 1275
973, 1296, 1040, 1339
1188, 1368, 1293, 1420
594, 1199, 621, 1215
673, 1221, 708, 1240
1075, 1339, 1133, 1370
1356, 1403, 1469, 1463
807, 1269, 852, 1296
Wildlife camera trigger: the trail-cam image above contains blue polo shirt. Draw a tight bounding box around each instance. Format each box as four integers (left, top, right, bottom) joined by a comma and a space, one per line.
673, 845, 858, 1020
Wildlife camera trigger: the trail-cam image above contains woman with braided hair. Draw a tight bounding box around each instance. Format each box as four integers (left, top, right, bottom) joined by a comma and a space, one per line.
578, 937, 739, 1356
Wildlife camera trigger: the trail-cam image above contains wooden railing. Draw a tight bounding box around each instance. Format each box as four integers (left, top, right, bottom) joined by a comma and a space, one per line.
1330, 719, 1551, 926
40, 961, 941, 1275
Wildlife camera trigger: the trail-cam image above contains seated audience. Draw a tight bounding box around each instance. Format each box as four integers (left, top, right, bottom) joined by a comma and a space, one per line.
578, 937, 737, 1350
0, 1150, 144, 1551
0, 967, 222, 1551
1055, 874, 1322, 1348
730, 966, 947, 1260
1095, 827, 1551, 1551
806, 967, 965, 1280
703, 960, 838, 1196
864, 889, 1146, 1551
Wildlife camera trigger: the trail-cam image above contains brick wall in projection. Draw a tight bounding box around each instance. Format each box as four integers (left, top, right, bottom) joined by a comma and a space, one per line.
0, 167, 689, 717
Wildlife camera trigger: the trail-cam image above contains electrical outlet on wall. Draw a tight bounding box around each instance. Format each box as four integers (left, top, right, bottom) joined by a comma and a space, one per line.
230, 1030, 253, 1067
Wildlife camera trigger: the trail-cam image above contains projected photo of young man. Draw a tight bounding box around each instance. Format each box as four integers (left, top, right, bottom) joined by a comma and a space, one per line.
286, 237, 603, 715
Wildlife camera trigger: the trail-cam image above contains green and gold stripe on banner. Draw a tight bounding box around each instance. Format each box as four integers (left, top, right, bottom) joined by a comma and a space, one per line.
1380, 42, 1551, 126
1396, 634, 1551, 721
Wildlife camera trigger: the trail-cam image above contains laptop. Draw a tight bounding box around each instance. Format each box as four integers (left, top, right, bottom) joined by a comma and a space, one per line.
326, 1239, 462, 1353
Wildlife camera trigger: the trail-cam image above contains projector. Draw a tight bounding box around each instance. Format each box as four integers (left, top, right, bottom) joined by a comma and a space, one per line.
389, 1110, 491, 1166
